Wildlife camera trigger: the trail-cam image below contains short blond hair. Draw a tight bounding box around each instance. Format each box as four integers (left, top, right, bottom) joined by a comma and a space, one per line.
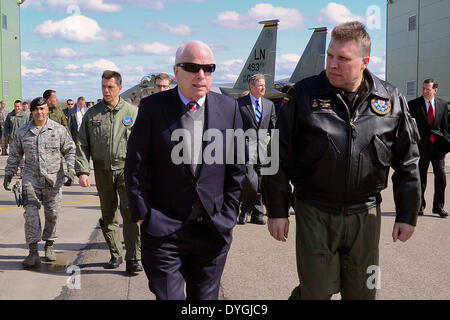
331, 21, 371, 57
155, 73, 172, 84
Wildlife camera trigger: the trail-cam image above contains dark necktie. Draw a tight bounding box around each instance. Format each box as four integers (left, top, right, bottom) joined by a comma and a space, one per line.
255, 99, 262, 124
188, 101, 198, 112
428, 100, 435, 143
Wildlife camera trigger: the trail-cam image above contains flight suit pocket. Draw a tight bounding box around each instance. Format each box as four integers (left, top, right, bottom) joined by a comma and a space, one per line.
45, 141, 61, 173
357, 136, 392, 194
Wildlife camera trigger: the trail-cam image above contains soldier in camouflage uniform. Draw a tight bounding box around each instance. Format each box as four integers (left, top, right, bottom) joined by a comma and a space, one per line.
3, 97, 75, 268
76, 70, 142, 274
0, 100, 9, 155
4, 100, 28, 177
43, 89, 70, 133
4, 100, 28, 143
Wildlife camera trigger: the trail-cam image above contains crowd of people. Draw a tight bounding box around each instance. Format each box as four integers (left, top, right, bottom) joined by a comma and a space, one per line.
0, 20, 448, 300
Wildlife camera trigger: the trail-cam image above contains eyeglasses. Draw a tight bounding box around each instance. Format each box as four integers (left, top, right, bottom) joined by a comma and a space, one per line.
67, 103, 74, 106
155, 84, 170, 89
176, 62, 216, 74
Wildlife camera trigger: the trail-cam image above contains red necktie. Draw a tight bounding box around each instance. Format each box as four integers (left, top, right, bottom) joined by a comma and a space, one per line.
188, 101, 198, 112
428, 100, 436, 143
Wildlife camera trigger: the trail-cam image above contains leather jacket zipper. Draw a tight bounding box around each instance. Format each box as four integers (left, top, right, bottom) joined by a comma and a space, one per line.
335, 92, 370, 213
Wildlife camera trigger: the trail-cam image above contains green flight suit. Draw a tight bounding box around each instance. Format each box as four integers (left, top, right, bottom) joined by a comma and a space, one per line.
75, 98, 140, 261
48, 105, 69, 133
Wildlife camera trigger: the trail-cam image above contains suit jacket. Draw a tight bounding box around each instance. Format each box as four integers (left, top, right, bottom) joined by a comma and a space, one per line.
237, 94, 276, 132
67, 107, 79, 143
237, 94, 277, 164
409, 96, 450, 155
124, 87, 246, 244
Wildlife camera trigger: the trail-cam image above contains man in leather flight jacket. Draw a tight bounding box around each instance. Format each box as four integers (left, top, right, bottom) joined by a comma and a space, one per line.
263, 21, 421, 300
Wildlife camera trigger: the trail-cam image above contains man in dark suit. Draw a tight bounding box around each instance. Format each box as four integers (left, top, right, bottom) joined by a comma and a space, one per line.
409, 78, 449, 218
237, 74, 277, 225
67, 97, 87, 143
124, 41, 245, 300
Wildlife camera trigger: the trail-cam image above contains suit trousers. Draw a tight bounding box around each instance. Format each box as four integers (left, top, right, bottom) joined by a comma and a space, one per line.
94, 169, 141, 261
418, 142, 446, 212
240, 165, 264, 217
141, 221, 230, 300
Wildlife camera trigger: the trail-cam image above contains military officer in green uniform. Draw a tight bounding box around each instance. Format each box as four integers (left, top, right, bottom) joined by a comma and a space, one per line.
43, 89, 70, 133
75, 70, 142, 274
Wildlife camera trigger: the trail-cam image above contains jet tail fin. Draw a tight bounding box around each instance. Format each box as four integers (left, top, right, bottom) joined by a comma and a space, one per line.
289, 27, 327, 83
232, 19, 279, 91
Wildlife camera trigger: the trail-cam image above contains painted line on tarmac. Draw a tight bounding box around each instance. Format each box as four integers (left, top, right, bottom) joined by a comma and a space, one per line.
0, 198, 99, 211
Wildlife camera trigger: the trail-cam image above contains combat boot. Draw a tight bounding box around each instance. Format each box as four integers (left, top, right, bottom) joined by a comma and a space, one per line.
23, 243, 41, 267
44, 240, 56, 261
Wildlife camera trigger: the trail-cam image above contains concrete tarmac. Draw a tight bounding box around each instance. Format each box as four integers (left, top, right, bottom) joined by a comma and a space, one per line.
0, 155, 448, 300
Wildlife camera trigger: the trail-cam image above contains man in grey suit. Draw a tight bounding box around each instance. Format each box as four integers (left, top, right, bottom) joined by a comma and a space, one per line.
237, 74, 277, 225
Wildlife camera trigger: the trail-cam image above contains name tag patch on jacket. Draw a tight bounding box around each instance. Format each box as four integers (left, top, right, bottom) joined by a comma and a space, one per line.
371, 98, 391, 115
123, 117, 133, 126
311, 99, 332, 109
91, 120, 101, 126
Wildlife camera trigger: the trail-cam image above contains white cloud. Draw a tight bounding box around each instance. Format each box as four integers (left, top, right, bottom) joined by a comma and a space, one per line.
368, 55, 386, 79
153, 22, 193, 36
214, 4, 306, 30
82, 59, 120, 74
213, 59, 244, 83
318, 3, 364, 26
33, 15, 124, 43
121, 65, 146, 76
275, 54, 301, 79
280, 54, 300, 63
111, 0, 205, 11
21, 51, 33, 61
53, 80, 76, 86
23, 0, 205, 12
22, 48, 86, 64
222, 59, 244, 67
23, 0, 121, 13
53, 48, 85, 59
22, 66, 48, 77
120, 42, 174, 56
64, 64, 81, 70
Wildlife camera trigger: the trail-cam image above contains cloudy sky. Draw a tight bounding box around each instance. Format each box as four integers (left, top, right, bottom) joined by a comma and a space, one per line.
20, 0, 387, 101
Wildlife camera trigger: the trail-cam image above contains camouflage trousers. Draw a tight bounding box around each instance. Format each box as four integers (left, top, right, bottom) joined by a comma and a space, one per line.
0, 135, 8, 153
23, 184, 62, 244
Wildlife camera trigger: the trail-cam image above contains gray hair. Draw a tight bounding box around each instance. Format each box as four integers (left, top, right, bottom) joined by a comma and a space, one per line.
175, 40, 213, 64
248, 74, 265, 87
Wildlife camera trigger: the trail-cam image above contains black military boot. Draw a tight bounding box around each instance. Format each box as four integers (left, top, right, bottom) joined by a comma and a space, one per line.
126, 260, 143, 275
23, 243, 41, 267
44, 240, 56, 261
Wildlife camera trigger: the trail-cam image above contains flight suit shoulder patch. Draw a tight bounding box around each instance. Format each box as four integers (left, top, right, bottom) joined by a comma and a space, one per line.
371, 98, 391, 115
123, 117, 133, 126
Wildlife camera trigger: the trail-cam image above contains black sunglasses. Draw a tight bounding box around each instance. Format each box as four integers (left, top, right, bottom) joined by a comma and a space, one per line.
176, 62, 216, 73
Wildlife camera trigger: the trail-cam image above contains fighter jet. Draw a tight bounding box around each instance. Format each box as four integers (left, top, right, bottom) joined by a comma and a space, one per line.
120, 74, 176, 106
219, 20, 280, 100
274, 27, 327, 93
219, 21, 327, 104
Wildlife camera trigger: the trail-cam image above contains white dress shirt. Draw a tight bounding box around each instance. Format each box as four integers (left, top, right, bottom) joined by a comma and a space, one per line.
76, 106, 87, 131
